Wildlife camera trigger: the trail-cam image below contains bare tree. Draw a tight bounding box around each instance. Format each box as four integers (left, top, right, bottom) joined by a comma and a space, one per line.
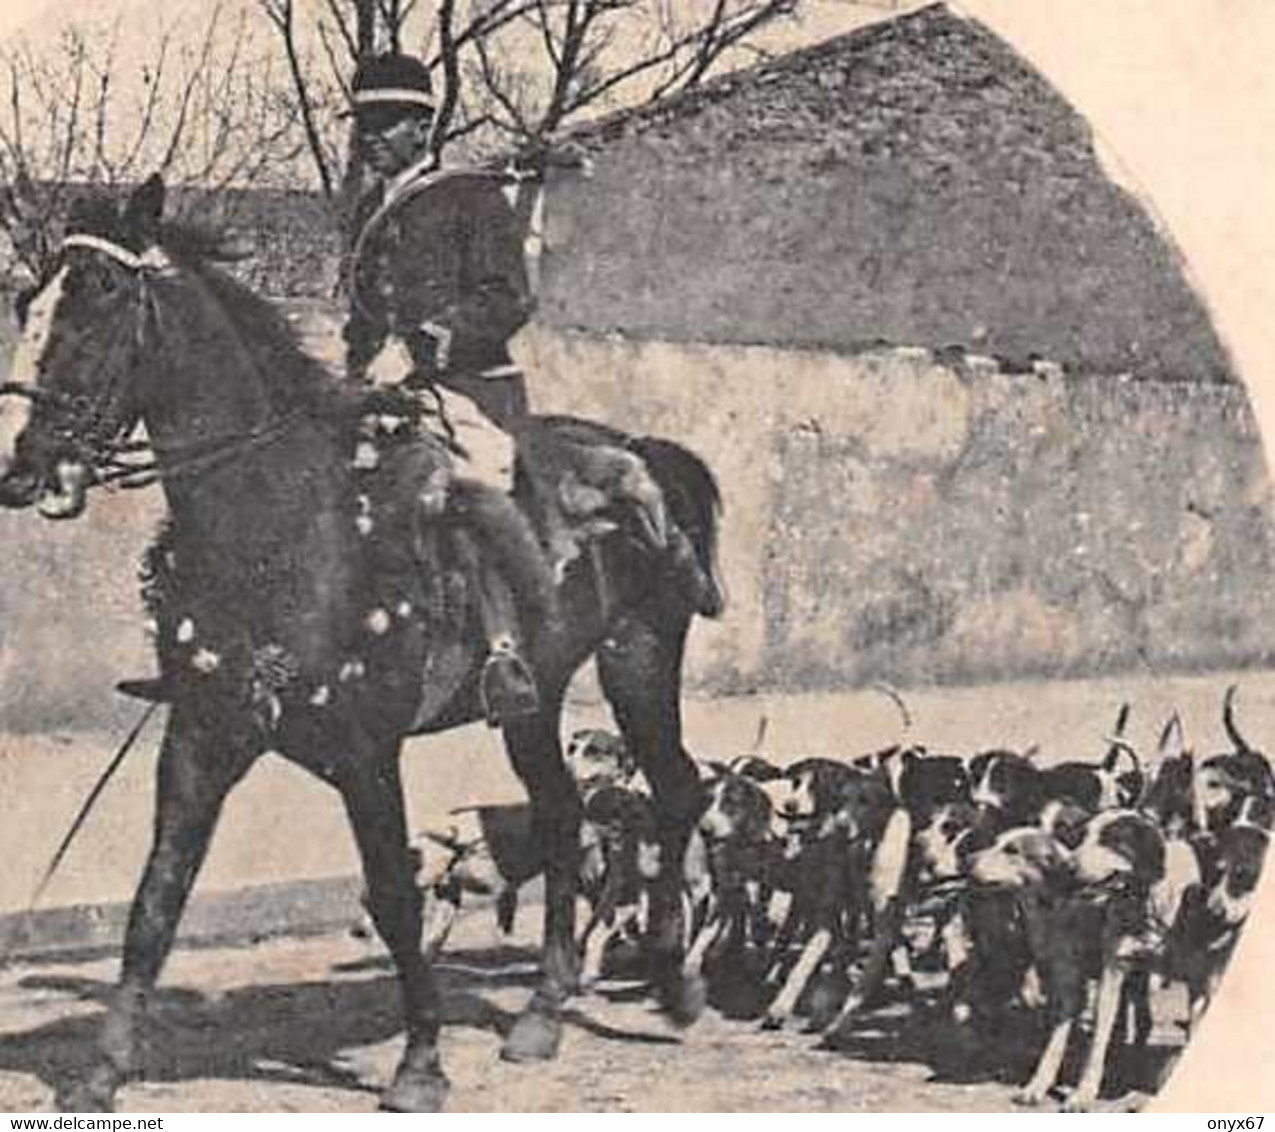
0, 6, 310, 279
259, 0, 341, 198
466, 0, 800, 150
261, 0, 799, 198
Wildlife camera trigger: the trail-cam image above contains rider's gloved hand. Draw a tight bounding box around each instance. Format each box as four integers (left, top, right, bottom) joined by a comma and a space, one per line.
366, 338, 417, 387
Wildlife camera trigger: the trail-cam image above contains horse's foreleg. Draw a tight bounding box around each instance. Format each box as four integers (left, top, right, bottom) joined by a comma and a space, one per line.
597, 613, 705, 1026
500, 702, 580, 1063
63, 713, 252, 1112
338, 753, 449, 1112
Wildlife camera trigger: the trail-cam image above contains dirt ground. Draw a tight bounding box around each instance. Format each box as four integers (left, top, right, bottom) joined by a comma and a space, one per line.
3, 669, 1267, 1113
0, 899, 1182, 1113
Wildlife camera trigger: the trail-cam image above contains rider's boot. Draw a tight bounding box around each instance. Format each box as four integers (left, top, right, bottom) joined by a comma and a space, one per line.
448, 488, 558, 726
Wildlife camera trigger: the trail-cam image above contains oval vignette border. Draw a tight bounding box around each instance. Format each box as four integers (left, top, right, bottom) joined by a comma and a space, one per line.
0, 0, 1273, 1115
956, 2, 1275, 1114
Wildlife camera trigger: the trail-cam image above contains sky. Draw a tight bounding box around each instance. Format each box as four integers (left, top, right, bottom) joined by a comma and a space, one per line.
0, 0, 1274, 1110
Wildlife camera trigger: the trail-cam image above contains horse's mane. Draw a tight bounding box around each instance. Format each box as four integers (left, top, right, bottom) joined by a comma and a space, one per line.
157, 220, 341, 412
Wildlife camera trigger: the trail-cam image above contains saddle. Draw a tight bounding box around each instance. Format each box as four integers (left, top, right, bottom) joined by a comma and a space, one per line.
347, 389, 724, 632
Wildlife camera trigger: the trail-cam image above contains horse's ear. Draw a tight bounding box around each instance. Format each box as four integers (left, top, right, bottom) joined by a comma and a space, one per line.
124, 174, 165, 243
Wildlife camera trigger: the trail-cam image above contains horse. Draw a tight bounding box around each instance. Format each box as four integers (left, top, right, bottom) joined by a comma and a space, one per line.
0, 175, 723, 1112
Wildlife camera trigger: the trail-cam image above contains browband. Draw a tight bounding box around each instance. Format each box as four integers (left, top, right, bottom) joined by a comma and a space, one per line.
62, 234, 170, 272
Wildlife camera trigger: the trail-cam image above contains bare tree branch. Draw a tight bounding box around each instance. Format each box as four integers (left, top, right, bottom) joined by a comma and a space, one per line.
465, 0, 797, 150
159, 3, 225, 173
427, 0, 460, 165
355, 0, 378, 59
471, 34, 531, 137
260, 0, 337, 197
322, 0, 359, 61
317, 18, 354, 101
423, 0, 540, 69
90, 24, 120, 183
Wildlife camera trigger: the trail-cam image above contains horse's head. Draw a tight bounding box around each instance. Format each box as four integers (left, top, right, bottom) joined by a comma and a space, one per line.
0, 176, 167, 518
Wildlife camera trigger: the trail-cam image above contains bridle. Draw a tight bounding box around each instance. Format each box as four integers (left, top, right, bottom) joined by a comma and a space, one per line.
2, 232, 305, 493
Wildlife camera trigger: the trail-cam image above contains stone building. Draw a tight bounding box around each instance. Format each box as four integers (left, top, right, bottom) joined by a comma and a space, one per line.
517, 1, 1275, 692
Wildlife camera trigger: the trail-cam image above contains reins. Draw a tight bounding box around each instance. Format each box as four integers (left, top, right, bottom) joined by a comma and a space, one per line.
93, 407, 310, 491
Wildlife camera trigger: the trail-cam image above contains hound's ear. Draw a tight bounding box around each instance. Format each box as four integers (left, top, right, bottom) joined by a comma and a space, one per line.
124, 174, 165, 243
1159, 713, 1186, 761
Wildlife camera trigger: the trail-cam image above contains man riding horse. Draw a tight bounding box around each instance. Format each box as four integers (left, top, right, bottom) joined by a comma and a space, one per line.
0, 64, 725, 1107
114, 51, 712, 716
343, 52, 547, 725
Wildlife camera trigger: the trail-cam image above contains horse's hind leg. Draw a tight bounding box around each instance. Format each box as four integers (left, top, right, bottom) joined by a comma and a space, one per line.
337, 751, 449, 1111
499, 693, 582, 1063
597, 605, 706, 1025
62, 710, 254, 1112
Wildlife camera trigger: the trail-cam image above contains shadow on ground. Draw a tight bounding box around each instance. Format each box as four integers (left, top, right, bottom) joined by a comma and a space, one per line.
816, 986, 1177, 1107
0, 940, 693, 1106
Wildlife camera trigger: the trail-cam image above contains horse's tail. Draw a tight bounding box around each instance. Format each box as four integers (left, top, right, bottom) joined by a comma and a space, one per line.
630, 435, 725, 619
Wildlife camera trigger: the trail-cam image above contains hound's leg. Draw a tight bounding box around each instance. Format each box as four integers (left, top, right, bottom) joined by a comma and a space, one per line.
580, 917, 619, 988
62, 711, 254, 1112
339, 752, 449, 1112
684, 915, 726, 979
825, 812, 914, 1035
1015, 1018, 1074, 1107
500, 700, 582, 1062
1065, 962, 1126, 1112
579, 867, 625, 989
821, 899, 905, 1037
685, 883, 741, 979
762, 927, 832, 1030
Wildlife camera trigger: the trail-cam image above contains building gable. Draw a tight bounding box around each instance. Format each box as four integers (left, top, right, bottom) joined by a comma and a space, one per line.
538, 3, 1233, 383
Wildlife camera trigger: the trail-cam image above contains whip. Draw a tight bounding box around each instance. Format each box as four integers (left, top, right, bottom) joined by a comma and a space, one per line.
0, 701, 161, 965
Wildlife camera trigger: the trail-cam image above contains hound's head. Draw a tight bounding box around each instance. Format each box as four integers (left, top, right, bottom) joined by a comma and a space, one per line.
970, 826, 1072, 892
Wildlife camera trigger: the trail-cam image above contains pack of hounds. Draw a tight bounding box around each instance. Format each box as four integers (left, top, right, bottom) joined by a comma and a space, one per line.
353, 685, 1271, 1112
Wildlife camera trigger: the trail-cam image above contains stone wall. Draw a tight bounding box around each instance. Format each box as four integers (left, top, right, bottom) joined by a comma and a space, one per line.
1, 319, 1271, 733
1, 4, 1269, 734
521, 329, 1275, 694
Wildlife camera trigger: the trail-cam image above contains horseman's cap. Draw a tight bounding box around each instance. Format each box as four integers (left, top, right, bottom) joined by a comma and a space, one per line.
348, 53, 435, 127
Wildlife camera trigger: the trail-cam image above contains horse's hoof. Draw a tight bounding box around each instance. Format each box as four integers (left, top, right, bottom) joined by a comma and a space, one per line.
380, 1072, 450, 1113
501, 1006, 563, 1063
380, 1049, 450, 1113
659, 973, 707, 1029
58, 1065, 120, 1113
759, 1012, 786, 1032
1012, 1089, 1047, 1108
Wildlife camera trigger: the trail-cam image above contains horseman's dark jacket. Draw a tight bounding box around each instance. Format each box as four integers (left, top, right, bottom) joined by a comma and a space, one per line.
343, 167, 534, 382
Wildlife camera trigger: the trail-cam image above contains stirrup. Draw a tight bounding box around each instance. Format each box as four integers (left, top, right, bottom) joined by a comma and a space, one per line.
479, 645, 541, 726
